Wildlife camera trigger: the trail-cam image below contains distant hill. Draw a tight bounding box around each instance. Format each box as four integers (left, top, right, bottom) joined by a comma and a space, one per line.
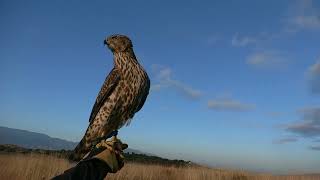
0, 126, 196, 167
0, 144, 194, 167
0, 126, 149, 154
0, 126, 77, 150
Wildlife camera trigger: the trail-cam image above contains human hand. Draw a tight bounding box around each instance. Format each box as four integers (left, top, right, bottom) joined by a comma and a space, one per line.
83, 136, 128, 173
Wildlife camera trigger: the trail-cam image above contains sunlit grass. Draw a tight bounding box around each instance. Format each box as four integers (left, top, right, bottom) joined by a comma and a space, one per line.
0, 154, 318, 180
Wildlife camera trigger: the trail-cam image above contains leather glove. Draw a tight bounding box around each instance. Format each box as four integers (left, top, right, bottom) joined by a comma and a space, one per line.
82, 136, 128, 173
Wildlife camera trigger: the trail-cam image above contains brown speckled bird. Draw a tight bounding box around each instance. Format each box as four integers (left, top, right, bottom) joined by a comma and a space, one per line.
70, 34, 150, 161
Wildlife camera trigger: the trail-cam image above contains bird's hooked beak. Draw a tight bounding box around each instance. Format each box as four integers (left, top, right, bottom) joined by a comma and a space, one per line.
103, 39, 108, 46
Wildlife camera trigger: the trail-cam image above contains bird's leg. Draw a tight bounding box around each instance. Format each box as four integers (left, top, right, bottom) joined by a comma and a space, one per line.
111, 135, 117, 141
106, 130, 118, 139
93, 130, 118, 147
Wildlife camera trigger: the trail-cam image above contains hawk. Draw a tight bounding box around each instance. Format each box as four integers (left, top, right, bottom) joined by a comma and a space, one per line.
69, 34, 150, 161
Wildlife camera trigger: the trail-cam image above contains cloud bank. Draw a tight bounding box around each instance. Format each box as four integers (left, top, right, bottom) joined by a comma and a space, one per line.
286, 107, 320, 138
309, 145, 320, 151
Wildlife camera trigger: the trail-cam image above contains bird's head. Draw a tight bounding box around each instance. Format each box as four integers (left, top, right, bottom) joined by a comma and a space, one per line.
104, 34, 133, 52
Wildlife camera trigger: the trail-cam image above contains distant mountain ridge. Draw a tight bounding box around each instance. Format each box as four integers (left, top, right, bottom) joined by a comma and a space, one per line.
0, 144, 194, 167
0, 126, 143, 154
0, 126, 197, 168
0, 126, 77, 150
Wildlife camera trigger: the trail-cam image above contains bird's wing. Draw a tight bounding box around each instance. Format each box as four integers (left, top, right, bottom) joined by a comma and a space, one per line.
88, 68, 120, 123
135, 77, 150, 113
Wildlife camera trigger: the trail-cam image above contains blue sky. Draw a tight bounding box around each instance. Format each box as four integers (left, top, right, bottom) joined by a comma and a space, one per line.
1, 0, 320, 174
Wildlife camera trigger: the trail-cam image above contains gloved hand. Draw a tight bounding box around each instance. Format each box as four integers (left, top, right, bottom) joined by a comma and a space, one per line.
82, 136, 128, 173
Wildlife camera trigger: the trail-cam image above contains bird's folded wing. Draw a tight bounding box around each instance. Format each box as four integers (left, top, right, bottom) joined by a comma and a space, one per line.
135, 78, 150, 113
89, 68, 120, 123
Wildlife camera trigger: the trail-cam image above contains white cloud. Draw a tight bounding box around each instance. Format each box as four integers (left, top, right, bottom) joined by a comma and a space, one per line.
309, 145, 320, 151
290, 15, 320, 29
151, 64, 202, 99
308, 60, 320, 76
246, 51, 287, 68
285, 107, 320, 138
231, 34, 257, 47
286, 0, 320, 31
207, 35, 221, 45
267, 112, 284, 118
277, 106, 320, 150
273, 137, 298, 144
157, 67, 172, 80
150, 84, 163, 91
307, 60, 320, 94
208, 98, 255, 112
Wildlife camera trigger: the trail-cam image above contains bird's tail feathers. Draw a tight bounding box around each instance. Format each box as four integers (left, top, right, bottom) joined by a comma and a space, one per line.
68, 130, 119, 161
68, 138, 89, 161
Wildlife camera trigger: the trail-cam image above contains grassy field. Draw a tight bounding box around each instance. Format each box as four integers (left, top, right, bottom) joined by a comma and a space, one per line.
0, 154, 319, 180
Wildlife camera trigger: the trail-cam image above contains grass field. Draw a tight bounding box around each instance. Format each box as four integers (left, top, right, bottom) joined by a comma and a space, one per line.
0, 154, 319, 180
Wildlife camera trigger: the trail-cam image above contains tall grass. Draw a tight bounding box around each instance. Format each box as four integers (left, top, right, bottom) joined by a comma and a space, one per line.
0, 154, 318, 180
0, 154, 70, 180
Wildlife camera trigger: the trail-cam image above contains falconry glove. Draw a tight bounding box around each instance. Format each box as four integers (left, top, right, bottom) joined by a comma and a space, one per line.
82, 136, 128, 173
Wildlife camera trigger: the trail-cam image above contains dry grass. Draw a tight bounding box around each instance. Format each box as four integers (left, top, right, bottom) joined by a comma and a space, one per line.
0, 153, 71, 180
0, 154, 318, 180
107, 163, 250, 180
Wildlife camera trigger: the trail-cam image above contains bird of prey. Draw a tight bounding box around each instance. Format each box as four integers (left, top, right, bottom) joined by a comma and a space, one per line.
69, 34, 150, 161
